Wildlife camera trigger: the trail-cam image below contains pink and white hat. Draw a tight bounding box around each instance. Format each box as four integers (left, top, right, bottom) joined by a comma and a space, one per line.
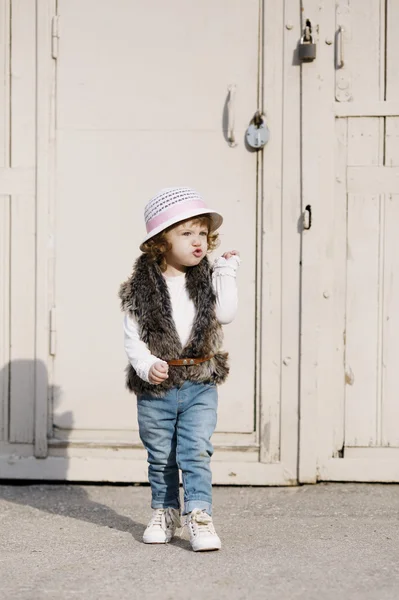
140, 187, 223, 250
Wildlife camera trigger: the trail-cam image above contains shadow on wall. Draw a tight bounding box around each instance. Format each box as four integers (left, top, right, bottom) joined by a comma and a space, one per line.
0, 359, 147, 544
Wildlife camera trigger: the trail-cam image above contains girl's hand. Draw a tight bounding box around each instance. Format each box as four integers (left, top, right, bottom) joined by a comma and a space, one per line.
222, 250, 240, 260
149, 361, 169, 385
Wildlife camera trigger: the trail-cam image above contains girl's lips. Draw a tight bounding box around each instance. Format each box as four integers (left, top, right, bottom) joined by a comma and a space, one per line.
193, 249, 203, 257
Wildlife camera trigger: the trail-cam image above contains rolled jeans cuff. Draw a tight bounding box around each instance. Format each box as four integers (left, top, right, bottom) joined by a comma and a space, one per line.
184, 499, 212, 516
151, 498, 180, 510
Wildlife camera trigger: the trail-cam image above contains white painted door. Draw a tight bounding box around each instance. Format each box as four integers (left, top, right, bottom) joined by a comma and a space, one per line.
300, 0, 399, 481
45, 0, 301, 483
54, 0, 258, 439
0, 1, 43, 458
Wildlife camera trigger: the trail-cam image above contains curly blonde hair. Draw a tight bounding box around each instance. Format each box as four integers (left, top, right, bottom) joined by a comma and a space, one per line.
141, 215, 220, 272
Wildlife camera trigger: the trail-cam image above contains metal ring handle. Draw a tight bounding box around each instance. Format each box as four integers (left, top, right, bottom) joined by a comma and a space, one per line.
227, 84, 237, 148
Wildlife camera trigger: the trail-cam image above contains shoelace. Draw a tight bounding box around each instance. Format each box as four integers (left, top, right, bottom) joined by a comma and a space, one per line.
148, 508, 180, 530
189, 509, 215, 535
148, 509, 164, 529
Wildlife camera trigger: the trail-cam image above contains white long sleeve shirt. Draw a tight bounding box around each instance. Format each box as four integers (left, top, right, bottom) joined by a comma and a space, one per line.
123, 255, 240, 383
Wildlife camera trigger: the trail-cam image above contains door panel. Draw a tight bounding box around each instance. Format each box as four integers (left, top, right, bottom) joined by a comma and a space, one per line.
54, 0, 259, 438
0, 0, 37, 446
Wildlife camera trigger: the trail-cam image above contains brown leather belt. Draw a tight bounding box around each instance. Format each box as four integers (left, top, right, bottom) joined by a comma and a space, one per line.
167, 356, 214, 366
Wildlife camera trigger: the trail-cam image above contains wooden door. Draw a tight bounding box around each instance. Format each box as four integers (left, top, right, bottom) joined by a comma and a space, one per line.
46, 0, 301, 483
300, 0, 399, 482
0, 0, 47, 464
0, 0, 302, 483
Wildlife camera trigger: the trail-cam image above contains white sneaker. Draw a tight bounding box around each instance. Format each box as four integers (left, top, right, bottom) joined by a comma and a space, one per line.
142, 508, 181, 544
187, 509, 222, 552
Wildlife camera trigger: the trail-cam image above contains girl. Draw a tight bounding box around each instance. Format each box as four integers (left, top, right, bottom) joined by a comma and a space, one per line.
119, 187, 239, 552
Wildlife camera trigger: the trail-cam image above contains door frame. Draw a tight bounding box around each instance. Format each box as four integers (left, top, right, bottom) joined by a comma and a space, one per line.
34, 0, 57, 458
258, 0, 302, 483
299, 0, 338, 483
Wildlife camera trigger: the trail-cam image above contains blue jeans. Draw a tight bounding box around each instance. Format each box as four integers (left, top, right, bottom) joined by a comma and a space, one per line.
137, 381, 218, 515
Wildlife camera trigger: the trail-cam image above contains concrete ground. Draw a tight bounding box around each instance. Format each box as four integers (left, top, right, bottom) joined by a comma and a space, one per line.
0, 483, 398, 600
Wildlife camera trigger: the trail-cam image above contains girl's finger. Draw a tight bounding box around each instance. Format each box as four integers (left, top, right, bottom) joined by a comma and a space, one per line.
151, 373, 163, 381
153, 369, 168, 380
152, 365, 165, 375
151, 370, 168, 381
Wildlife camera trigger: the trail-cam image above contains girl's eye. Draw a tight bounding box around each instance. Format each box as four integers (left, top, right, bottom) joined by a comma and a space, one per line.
183, 231, 191, 236
200, 231, 208, 236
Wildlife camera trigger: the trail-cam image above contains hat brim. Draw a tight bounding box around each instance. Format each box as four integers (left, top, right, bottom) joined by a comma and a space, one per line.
139, 208, 223, 251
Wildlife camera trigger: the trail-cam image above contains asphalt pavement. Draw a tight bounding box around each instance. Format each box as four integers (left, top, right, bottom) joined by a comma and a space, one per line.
0, 483, 398, 600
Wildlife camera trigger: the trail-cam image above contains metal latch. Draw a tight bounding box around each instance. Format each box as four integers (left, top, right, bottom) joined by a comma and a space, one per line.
303, 205, 312, 230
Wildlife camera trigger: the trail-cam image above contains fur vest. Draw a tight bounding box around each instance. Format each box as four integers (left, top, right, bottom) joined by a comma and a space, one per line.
119, 254, 229, 397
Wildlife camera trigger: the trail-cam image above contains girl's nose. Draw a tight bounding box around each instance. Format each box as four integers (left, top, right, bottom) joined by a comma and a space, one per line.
192, 237, 201, 246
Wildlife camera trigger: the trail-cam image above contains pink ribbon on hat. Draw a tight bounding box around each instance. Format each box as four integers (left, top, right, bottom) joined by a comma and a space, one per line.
146, 198, 207, 233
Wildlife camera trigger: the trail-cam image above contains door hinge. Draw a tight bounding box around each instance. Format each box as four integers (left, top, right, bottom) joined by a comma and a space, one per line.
49, 307, 56, 356
51, 16, 59, 59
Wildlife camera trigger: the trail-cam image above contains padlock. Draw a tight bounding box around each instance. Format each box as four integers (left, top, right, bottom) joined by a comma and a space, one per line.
298, 35, 316, 62
246, 114, 270, 150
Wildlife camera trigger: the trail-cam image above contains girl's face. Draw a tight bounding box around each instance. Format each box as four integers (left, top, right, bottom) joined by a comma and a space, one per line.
164, 219, 209, 271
